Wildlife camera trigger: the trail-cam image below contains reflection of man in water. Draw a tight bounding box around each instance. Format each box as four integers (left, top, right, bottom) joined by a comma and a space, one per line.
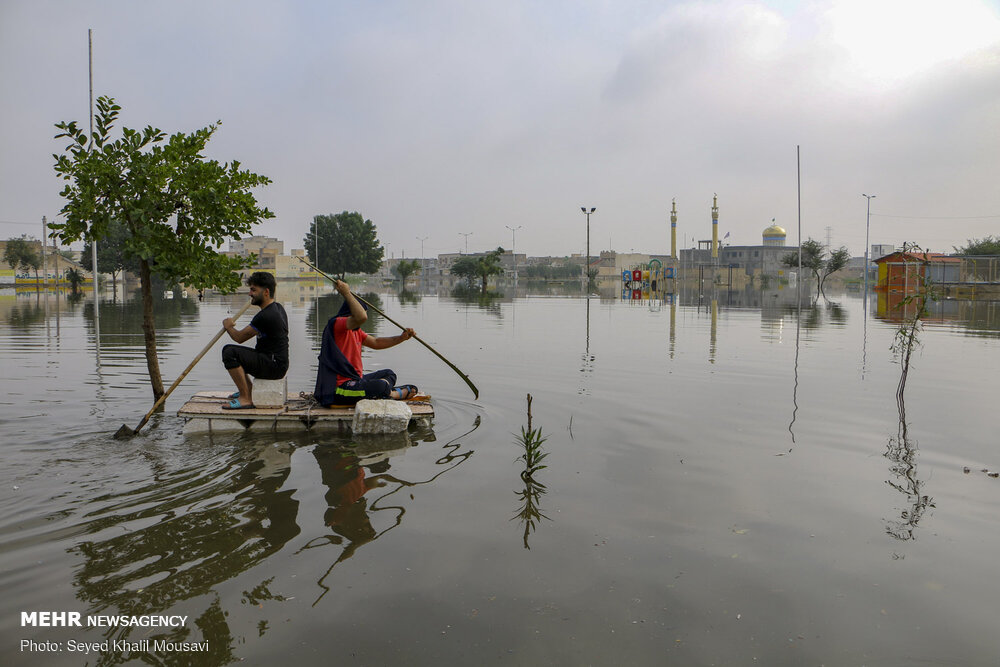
314, 448, 384, 549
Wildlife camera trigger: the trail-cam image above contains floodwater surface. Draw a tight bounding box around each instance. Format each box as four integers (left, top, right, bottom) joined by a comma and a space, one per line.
1, 285, 999, 666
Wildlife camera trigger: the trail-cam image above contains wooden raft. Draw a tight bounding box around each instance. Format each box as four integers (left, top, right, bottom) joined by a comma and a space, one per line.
177, 391, 434, 435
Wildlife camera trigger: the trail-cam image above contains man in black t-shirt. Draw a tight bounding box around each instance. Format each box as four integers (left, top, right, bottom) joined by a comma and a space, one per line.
221, 272, 289, 409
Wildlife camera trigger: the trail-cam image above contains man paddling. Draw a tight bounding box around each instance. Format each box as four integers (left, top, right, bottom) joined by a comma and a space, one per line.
221, 272, 289, 409
314, 279, 418, 406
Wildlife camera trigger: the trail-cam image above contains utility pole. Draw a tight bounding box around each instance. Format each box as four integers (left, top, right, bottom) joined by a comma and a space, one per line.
89, 29, 99, 313
505, 225, 522, 285
862, 193, 876, 301
825, 226, 832, 250
40, 216, 47, 286
580, 207, 596, 284
459, 232, 473, 255
416, 236, 428, 290
51, 221, 58, 284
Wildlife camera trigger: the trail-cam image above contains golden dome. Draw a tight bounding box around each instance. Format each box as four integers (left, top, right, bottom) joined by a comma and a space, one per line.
763, 224, 786, 237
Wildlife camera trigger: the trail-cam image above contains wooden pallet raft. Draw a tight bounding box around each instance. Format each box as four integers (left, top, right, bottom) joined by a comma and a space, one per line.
177, 391, 434, 435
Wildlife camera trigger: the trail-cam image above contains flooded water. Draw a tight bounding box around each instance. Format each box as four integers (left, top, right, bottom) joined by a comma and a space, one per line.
2, 284, 999, 665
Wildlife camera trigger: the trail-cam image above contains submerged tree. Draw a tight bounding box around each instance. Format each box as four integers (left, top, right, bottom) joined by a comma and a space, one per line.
51, 96, 273, 399
304, 212, 384, 277
80, 220, 138, 296
3, 235, 42, 291
782, 238, 850, 299
451, 247, 506, 295
393, 259, 421, 285
890, 243, 936, 401
65, 268, 84, 293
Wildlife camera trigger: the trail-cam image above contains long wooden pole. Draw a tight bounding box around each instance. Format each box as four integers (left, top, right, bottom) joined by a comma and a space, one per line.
115, 300, 254, 437
297, 255, 479, 399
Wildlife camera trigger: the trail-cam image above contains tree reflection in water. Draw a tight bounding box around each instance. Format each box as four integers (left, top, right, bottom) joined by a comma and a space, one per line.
70, 438, 300, 665
884, 394, 935, 542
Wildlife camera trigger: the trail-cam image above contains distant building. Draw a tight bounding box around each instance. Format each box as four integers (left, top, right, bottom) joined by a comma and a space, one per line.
227, 236, 284, 277
0, 239, 88, 286
597, 251, 651, 284
678, 222, 798, 278
229, 236, 284, 256
871, 244, 895, 260
275, 249, 314, 279
874, 252, 962, 291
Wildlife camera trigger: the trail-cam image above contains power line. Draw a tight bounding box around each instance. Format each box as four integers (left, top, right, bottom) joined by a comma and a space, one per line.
871, 213, 1000, 220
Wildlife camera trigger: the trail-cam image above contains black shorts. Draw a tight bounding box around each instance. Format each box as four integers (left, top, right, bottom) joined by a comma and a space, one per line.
222, 344, 287, 380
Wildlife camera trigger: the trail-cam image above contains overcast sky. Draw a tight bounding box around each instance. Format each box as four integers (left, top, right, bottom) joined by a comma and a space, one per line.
2, 0, 999, 259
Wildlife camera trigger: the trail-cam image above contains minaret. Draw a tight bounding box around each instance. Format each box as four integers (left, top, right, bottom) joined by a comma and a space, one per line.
711, 193, 719, 261
670, 199, 678, 260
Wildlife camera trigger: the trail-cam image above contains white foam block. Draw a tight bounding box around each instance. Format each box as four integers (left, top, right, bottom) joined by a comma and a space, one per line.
352, 399, 413, 434
253, 377, 287, 408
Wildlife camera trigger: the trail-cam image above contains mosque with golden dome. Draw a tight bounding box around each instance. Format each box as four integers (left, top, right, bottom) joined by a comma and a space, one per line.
762, 221, 787, 247
676, 209, 798, 280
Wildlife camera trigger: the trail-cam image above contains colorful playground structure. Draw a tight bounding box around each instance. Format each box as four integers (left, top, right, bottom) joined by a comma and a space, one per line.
622, 258, 675, 301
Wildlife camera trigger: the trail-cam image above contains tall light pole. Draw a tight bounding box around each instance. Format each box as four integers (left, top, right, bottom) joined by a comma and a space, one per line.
88, 30, 99, 320
862, 193, 876, 299
459, 232, 473, 255
416, 235, 428, 290
505, 225, 522, 284
580, 207, 596, 284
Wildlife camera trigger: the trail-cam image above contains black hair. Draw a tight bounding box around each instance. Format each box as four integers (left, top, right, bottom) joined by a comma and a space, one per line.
246, 271, 276, 297
336, 298, 367, 319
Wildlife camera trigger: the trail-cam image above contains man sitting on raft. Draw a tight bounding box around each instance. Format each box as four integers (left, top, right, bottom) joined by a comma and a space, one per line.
221, 271, 289, 409
314, 278, 418, 406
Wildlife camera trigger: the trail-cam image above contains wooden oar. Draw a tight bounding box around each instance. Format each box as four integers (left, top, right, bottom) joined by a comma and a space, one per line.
296, 255, 479, 399
114, 300, 254, 438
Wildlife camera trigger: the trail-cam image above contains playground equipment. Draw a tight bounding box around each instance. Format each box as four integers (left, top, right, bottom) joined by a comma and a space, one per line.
621, 258, 675, 304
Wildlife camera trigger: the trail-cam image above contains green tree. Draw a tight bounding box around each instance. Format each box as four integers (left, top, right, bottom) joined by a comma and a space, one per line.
3, 235, 42, 292
51, 96, 273, 399
782, 239, 851, 299
65, 268, 84, 293
524, 263, 581, 280
80, 220, 139, 296
393, 259, 421, 285
304, 212, 383, 277
954, 236, 1000, 255
451, 247, 505, 295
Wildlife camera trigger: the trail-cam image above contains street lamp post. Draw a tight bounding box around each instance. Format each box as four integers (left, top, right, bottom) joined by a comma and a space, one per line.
580, 207, 596, 285
416, 235, 428, 290
505, 225, 522, 285
862, 193, 876, 300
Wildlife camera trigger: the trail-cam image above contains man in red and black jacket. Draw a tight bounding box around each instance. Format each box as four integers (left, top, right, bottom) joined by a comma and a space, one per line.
314, 279, 418, 407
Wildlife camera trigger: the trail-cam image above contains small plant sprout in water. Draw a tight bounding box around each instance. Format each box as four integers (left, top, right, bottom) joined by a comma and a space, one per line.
516, 394, 548, 480
889, 242, 938, 401
512, 394, 551, 549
